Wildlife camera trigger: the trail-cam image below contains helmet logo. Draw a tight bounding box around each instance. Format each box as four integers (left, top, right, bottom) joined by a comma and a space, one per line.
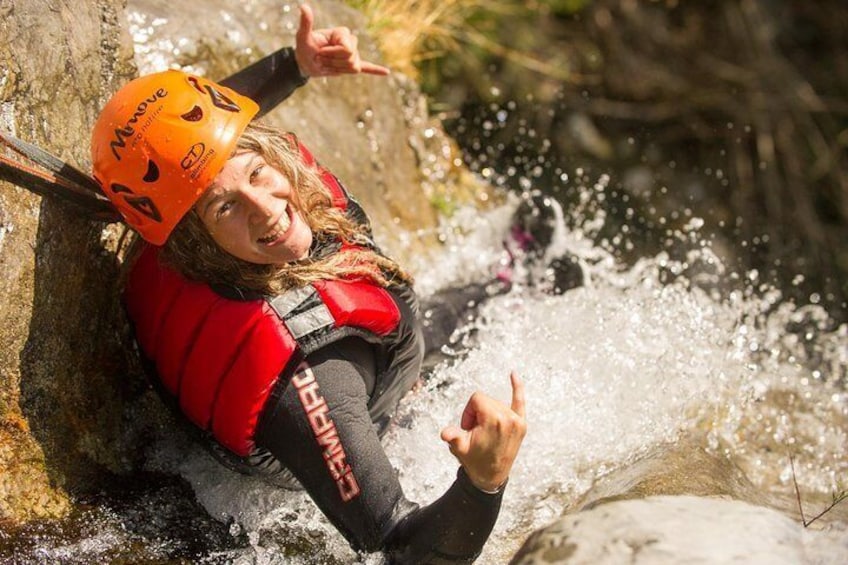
126, 195, 163, 223
111, 183, 163, 223
181, 143, 206, 170
109, 88, 168, 161
143, 160, 160, 182
186, 76, 241, 112
204, 85, 241, 113
181, 105, 203, 122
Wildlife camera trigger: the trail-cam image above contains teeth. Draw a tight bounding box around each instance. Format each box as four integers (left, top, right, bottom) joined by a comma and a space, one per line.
258, 205, 291, 244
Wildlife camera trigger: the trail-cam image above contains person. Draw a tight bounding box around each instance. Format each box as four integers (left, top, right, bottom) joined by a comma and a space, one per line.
501, 191, 584, 295
91, 5, 526, 564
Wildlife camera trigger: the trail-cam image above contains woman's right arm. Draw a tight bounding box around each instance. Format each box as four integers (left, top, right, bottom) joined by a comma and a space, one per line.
219, 47, 307, 118
255, 337, 514, 563
220, 4, 388, 118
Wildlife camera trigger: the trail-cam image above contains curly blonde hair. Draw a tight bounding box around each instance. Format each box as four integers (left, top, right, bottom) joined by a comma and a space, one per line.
158, 122, 411, 295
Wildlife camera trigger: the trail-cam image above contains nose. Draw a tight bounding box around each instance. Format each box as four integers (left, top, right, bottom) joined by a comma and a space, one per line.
241, 184, 277, 223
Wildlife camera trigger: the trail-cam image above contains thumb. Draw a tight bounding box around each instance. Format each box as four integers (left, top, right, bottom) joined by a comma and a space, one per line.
441, 425, 471, 457
297, 4, 314, 43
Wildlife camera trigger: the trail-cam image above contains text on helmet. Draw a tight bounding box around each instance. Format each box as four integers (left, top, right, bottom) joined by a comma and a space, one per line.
109, 88, 168, 161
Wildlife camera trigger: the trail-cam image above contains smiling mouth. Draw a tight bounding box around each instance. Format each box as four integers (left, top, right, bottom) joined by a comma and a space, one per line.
257, 203, 293, 245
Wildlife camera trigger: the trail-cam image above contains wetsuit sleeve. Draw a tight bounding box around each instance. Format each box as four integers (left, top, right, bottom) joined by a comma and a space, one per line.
254, 337, 503, 564
219, 46, 308, 118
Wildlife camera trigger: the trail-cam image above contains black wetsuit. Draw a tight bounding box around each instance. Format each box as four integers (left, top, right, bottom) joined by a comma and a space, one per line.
206, 48, 505, 564
252, 285, 503, 564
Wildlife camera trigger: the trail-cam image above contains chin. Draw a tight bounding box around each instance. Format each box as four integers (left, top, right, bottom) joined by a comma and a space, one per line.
268, 245, 310, 266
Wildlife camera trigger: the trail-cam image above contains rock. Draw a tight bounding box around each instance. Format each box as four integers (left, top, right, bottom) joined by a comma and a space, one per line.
573, 439, 769, 511
510, 495, 846, 565
511, 441, 848, 564
0, 0, 137, 524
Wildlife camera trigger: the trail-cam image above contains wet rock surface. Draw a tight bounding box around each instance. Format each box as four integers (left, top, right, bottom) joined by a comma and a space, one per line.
0, 0, 137, 523
0, 471, 244, 563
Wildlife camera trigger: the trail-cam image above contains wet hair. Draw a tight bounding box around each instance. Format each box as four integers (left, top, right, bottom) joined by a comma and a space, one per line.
159, 122, 412, 295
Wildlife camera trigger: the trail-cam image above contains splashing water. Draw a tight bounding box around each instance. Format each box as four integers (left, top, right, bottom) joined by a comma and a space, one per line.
8, 165, 843, 562
141, 179, 846, 563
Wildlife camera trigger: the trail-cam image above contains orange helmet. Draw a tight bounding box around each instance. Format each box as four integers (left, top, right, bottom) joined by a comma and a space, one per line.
91, 70, 259, 245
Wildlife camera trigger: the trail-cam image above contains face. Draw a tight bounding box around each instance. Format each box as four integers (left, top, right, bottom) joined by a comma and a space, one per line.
196, 151, 313, 265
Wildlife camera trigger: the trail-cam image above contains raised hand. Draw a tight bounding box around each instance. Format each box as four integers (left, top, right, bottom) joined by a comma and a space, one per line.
440, 372, 527, 492
294, 4, 390, 78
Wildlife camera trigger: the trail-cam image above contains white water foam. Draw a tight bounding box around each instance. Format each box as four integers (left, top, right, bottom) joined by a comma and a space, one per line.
148, 196, 846, 563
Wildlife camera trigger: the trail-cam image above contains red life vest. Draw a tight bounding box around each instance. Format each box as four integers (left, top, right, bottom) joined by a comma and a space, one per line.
124, 143, 404, 456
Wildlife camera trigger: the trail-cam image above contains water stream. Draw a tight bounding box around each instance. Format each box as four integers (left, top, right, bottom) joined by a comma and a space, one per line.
8, 189, 846, 563
133, 184, 845, 564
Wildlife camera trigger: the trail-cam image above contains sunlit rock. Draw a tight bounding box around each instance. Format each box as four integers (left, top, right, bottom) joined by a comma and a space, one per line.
510, 495, 847, 565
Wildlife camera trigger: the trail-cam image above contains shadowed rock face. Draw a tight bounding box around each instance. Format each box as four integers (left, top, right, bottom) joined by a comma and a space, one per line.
0, 0, 137, 523
0, 0, 448, 524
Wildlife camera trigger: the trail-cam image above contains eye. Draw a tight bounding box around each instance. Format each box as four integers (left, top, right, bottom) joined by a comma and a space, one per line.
215, 200, 234, 220
249, 164, 264, 184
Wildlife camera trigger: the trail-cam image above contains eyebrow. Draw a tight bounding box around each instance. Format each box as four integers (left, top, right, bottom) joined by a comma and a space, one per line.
200, 154, 260, 218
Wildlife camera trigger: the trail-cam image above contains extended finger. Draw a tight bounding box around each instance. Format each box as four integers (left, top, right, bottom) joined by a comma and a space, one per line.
510, 372, 526, 417
297, 4, 315, 43
316, 54, 389, 75
359, 60, 391, 76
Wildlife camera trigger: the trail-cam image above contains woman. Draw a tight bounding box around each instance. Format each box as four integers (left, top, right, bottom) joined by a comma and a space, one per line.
91, 6, 526, 563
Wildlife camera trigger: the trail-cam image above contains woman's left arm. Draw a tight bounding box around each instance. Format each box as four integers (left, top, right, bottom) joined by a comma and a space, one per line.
440, 373, 526, 493
221, 4, 388, 118
255, 337, 506, 563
